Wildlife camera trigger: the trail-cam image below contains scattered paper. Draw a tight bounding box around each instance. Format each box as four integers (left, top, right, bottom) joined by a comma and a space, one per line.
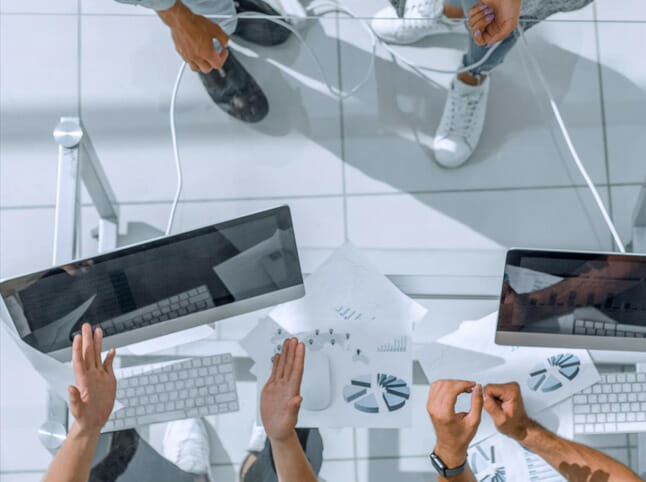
242, 317, 413, 428
269, 243, 427, 335
415, 342, 506, 382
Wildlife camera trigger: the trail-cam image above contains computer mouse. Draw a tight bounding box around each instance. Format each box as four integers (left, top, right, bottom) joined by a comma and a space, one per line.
300, 349, 332, 411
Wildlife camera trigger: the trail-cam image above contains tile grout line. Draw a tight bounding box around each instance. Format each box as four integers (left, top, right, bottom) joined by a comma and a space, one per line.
592, 3, 615, 251
1, 182, 643, 212
77, 0, 82, 116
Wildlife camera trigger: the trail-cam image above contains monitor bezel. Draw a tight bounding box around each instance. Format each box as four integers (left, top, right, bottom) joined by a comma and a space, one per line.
496, 248, 646, 352
0, 205, 305, 361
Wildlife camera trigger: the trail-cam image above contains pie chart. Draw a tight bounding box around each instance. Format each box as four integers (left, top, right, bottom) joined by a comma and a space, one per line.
343, 373, 410, 414
470, 444, 506, 482
527, 353, 580, 393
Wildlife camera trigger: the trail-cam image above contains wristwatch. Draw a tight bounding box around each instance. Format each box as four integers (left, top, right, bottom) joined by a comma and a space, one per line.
429, 451, 467, 478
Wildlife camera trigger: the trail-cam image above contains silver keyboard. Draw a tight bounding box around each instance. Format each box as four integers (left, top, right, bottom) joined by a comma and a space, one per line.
573, 319, 646, 338
70, 285, 214, 340
572, 372, 646, 434
101, 353, 238, 432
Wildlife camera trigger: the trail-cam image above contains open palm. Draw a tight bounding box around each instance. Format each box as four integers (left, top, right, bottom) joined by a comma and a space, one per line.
69, 323, 116, 432
260, 338, 305, 442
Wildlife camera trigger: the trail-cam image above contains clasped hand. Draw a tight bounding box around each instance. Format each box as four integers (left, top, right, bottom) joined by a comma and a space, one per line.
467, 0, 522, 47
427, 380, 533, 466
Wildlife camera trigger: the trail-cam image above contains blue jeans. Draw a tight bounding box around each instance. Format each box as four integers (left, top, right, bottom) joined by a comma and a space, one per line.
450, 0, 519, 76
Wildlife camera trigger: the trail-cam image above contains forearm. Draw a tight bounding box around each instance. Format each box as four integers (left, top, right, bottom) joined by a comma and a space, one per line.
521, 421, 641, 481
439, 467, 476, 482
43, 423, 101, 482
269, 432, 317, 482
435, 447, 476, 482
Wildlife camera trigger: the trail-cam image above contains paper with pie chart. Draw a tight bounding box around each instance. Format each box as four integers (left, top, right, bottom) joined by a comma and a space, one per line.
435, 313, 599, 445
241, 317, 413, 428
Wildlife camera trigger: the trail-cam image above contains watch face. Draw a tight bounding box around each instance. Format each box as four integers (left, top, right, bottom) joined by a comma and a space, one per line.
429, 453, 446, 471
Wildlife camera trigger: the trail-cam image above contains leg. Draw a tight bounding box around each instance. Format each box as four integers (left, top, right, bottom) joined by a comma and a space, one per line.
242, 428, 324, 482
432, 0, 516, 167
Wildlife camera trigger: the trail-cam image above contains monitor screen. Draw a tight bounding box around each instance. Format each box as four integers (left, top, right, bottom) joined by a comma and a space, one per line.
497, 250, 646, 339
0, 206, 302, 354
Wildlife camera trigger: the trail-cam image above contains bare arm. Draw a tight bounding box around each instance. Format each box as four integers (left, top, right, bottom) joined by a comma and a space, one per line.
260, 338, 317, 482
522, 421, 641, 481
156, 0, 229, 72
427, 380, 484, 482
483, 383, 641, 482
43, 323, 117, 482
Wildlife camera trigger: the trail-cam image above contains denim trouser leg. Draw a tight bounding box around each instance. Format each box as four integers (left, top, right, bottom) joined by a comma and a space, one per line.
184, 0, 238, 35
457, 0, 518, 76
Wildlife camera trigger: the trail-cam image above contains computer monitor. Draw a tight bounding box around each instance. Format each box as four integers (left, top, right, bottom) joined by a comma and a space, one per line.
0, 206, 305, 361
496, 249, 646, 352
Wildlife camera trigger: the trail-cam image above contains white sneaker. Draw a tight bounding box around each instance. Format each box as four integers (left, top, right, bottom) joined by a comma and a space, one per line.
163, 418, 213, 481
246, 424, 268, 453
371, 0, 465, 45
433, 76, 490, 168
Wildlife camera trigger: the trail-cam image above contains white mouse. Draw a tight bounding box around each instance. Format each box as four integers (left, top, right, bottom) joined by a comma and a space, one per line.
300, 349, 332, 411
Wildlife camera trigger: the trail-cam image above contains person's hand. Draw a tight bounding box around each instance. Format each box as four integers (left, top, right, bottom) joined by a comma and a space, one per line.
260, 338, 305, 443
468, 0, 522, 46
69, 323, 117, 433
427, 380, 483, 468
157, 0, 229, 73
483, 382, 535, 441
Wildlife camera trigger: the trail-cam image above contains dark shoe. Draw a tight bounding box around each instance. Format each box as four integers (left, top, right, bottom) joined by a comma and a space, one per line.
198, 51, 269, 123
234, 0, 292, 46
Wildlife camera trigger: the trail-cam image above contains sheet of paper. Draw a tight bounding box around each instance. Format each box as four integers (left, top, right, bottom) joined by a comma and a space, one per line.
436, 312, 599, 444
242, 317, 413, 428
415, 342, 506, 382
505, 265, 563, 294
269, 243, 427, 335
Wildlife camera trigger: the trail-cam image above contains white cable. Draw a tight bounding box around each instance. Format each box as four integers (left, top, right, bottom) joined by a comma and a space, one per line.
167, 8, 625, 253
165, 60, 187, 236
517, 25, 625, 253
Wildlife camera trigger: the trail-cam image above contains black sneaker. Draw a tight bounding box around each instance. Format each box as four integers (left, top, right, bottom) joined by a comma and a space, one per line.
198, 51, 269, 123
234, 0, 292, 46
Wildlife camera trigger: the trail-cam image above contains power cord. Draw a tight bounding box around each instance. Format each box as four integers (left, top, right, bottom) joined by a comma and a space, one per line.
165, 7, 625, 254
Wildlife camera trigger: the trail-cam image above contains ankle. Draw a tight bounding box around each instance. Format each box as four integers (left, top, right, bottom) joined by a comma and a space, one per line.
457, 71, 486, 86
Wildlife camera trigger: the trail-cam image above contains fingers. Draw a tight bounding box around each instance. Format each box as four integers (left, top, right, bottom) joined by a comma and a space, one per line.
72, 333, 83, 375
206, 49, 228, 71
428, 380, 476, 419
282, 338, 295, 380
94, 327, 103, 369
289, 342, 305, 395
288, 395, 303, 413
465, 384, 483, 425
485, 382, 519, 402
209, 23, 229, 52
103, 348, 116, 376
188, 61, 200, 72
482, 19, 515, 45
195, 59, 213, 73
469, 12, 495, 44
269, 352, 280, 381
68, 385, 82, 415
275, 339, 289, 379
81, 323, 96, 370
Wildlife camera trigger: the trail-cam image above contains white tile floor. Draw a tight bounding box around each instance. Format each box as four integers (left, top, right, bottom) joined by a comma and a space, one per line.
1, 0, 645, 480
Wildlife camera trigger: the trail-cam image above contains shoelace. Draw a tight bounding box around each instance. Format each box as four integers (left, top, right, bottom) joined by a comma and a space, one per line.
447, 89, 481, 138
